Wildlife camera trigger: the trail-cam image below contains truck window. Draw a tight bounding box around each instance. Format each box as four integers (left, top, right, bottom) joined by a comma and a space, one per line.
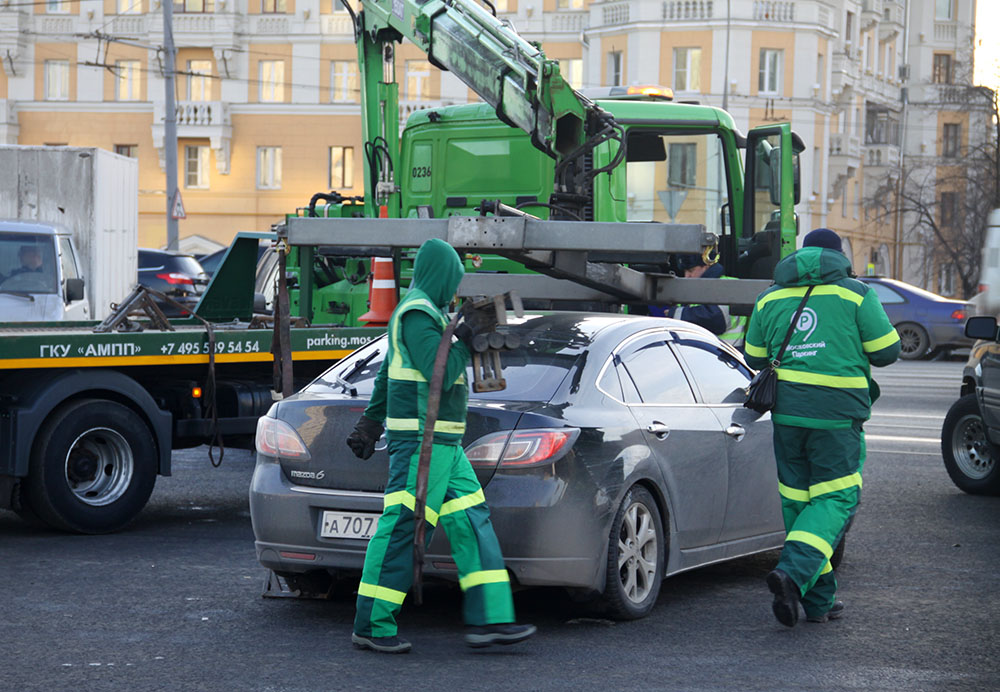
625, 131, 729, 239
0, 232, 58, 294
58, 236, 79, 280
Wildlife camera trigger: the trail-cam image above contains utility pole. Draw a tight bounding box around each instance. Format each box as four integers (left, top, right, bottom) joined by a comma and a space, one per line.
163, 0, 179, 251
722, 0, 731, 111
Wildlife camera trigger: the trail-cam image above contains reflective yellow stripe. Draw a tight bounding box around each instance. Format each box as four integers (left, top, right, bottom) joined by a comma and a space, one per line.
758, 285, 864, 308
390, 366, 427, 382
358, 581, 407, 605
387, 297, 440, 381
820, 560, 833, 575
385, 417, 466, 435
778, 482, 810, 503
383, 490, 439, 525
786, 530, 833, 559
863, 330, 901, 353
439, 489, 485, 517
776, 368, 868, 389
745, 342, 767, 358
810, 472, 862, 498
459, 569, 510, 591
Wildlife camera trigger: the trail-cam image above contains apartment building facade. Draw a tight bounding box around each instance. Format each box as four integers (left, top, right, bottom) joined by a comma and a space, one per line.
0, 0, 985, 295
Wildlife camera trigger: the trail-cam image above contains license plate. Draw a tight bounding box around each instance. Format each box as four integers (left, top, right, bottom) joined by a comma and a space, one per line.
320, 511, 379, 540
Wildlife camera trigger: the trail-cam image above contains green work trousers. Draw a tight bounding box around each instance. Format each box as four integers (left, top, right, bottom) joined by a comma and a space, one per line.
353, 438, 515, 638
772, 421, 865, 618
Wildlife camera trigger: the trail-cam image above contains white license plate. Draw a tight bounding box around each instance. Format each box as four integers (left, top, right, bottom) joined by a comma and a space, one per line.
320, 511, 379, 540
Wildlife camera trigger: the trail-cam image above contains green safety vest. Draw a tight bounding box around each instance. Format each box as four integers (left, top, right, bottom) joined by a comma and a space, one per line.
384, 287, 468, 444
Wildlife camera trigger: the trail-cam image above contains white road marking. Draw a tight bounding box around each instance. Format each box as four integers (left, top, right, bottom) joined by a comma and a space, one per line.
867, 449, 943, 456
865, 434, 938, 444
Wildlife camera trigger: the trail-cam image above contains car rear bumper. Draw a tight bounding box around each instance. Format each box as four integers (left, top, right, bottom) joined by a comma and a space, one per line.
927, 322, 973, 351
249, 460, 605, 590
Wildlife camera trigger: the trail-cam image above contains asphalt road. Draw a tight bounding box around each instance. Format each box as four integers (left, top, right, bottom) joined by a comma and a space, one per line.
1, 360, 998, 691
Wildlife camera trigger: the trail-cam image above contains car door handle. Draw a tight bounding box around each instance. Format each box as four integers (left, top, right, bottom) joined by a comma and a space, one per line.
726, 424, 746, 441
646, 422, 670, 439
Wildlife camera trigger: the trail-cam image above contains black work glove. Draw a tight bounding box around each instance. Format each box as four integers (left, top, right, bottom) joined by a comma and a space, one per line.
454, 302, 499, 350
346, 415, 383, 460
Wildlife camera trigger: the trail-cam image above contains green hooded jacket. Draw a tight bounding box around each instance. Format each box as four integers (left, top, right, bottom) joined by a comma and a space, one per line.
744, 246, 900, 428
364, 238, 471, 444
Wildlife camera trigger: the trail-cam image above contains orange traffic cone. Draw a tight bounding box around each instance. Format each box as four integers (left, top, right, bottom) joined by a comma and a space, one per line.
359, 257, 397, 326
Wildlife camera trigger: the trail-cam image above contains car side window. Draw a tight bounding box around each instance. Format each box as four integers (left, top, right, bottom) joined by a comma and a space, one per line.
868, 282, 905, 304
618, 339, 694, 404
671, 334, 752, 404
58, 237, 79, 280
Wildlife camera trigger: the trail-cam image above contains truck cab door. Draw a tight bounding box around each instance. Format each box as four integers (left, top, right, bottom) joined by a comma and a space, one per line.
738, 124, 804, 280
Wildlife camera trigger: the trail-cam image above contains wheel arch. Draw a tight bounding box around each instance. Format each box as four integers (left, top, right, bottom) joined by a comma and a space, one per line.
0, 369, 173, 479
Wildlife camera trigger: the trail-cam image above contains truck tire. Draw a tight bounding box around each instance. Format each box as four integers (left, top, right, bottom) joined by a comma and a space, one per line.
22, 398, 158, 533
941, 393, 1000, 495
599, 485, 665, 620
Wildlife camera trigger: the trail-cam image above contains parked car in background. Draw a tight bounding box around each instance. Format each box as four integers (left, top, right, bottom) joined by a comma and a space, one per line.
250, 313, 790, 620
137, 248, 209, 316
941, 315, 1000, 495
858, 277, 973, 360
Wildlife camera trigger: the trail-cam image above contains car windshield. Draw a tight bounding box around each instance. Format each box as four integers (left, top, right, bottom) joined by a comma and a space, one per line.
316, 315, 591, 403
0, 232, 58, 294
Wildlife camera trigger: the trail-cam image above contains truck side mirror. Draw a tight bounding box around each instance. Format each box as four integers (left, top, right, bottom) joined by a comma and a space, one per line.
767, 147, 802, 206
65, 277, 85, 302
965, 315, 999, 340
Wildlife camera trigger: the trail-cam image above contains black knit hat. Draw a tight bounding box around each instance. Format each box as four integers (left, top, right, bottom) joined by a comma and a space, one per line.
802, 228, 843, 252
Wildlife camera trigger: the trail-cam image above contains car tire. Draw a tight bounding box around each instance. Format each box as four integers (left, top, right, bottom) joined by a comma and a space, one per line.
941, 393, 1000, 495
896, 322, 930, 360
22, 398, 158, 533
600, 485, 665, 620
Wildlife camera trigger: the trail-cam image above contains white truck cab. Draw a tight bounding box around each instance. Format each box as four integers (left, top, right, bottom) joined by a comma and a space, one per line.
0, 220, 88, 322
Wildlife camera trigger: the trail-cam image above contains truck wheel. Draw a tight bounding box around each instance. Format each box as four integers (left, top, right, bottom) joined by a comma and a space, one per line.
599, 486, 665, 620
941, 394, 1000, 495
22, 399, 158, 533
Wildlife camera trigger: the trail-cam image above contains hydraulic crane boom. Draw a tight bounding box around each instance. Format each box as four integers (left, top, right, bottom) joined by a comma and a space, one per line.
345, 0, 622, 217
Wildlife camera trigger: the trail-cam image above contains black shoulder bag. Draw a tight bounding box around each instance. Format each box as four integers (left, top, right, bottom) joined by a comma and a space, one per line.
744, 286, 814, 413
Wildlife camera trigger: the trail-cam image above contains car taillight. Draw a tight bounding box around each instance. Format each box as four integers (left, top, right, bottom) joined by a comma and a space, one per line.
952, 309, 967, 320
255, 416, 311, 460
466, 428, 577, 469
156, 272, 195, 285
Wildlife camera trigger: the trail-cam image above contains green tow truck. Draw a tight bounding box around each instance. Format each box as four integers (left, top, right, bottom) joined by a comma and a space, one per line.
0, 0, 805, 534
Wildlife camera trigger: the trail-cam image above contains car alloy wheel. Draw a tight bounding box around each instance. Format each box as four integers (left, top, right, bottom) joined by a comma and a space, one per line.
601, 485, 665, 619
941, 394, 1000, 495
896, 323, 929, 360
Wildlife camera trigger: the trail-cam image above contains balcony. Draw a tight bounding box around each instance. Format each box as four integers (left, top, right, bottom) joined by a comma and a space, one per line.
934, 21, 958, 44
151, 101, 232, 174
829, 133, 861, 171
753, 1, 795, 23
831, 52, 860, 100
0, 8, 30, 75
861, 0, 882, 30
663, 1, 715, 21
545, 10, 587, 33
321, 13, 354, 35
864, 143, 901, 169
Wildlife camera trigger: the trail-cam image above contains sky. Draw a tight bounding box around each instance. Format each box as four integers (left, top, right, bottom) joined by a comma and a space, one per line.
974, 1, 1000, 90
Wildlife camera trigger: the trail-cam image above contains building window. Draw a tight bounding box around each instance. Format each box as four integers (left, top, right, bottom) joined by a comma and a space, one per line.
667, 142, 696, 188
329, 146, 354, 189
607, 51, 623, 87
187, 60, 212, 101
557, 58, 583, 90
330, 60, 359, 103
935, 0, 953, 20
940, 191, 957, 228
44, 60, 70, 101
257, 147, 282, 190
46, 0, 69, 13
185, 145, 210, 189
117, 0, 141, 13
261, 0, 286, 12
933, 54, 952, 84
114, 144, 138, 158
173, 0, 214, 12
844, 11, 854, 54
557, 0, 583, 7
939, 263, 955, 296
404, 60, 432, 102
758, 49, 782, 95
259, 60, 285, 102
942, 123, 961, 158
673, 48, 702, 93
116, 60, 141, 101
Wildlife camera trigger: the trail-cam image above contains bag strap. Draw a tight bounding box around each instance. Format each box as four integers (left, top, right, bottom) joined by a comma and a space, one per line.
772, 285, 815, 367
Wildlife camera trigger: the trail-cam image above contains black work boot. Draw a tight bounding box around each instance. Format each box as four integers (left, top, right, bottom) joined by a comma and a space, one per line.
806, 600, 844, 623
464, 623, 537, 648
351, 632, 412, 653
766, 569, 801, 628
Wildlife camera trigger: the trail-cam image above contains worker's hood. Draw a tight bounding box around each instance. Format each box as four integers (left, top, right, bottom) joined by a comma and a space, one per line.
773, 246, 852, 287
411, 238, 464, 308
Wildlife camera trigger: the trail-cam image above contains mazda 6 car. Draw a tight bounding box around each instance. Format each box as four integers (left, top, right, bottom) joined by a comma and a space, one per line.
249, 313, 785, 619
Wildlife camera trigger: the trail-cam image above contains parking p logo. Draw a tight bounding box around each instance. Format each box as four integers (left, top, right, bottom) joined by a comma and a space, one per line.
794, 308, 819, 341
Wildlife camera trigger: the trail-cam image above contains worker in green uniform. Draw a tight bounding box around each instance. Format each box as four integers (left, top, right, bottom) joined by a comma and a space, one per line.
346, 238, 536, 653
744, 228, 900, 627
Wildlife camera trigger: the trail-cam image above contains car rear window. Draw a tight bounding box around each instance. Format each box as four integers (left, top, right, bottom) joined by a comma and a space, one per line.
165, 255, 206, 276
316, 316, 589, 403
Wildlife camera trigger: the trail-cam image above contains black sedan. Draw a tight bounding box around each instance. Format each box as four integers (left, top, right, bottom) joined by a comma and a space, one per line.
137, 248, 209, 316
249, 313, 785, 619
